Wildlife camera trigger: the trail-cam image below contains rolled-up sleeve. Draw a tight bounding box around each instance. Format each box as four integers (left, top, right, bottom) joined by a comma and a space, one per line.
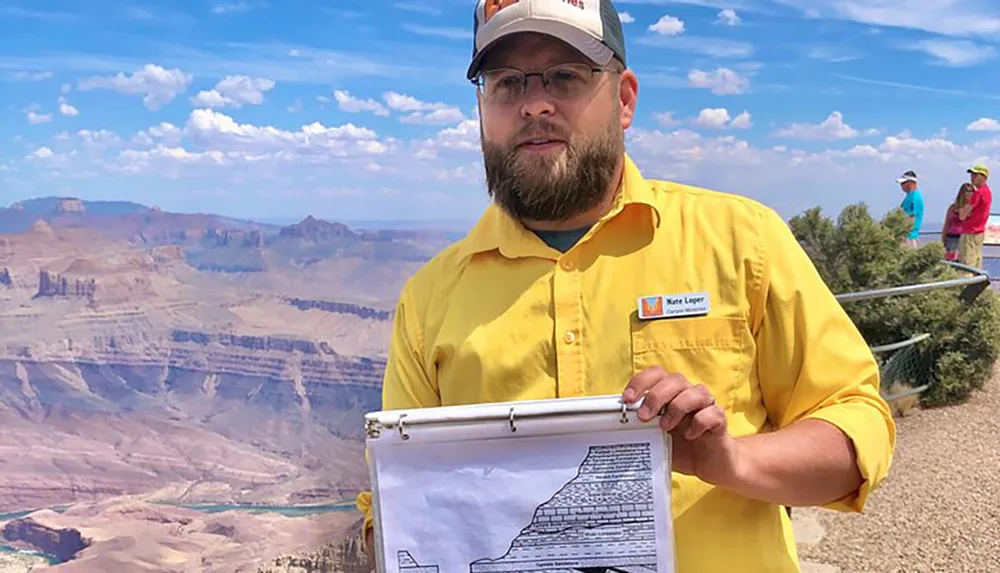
355, 278, 440, 547
752, 207, 896, 513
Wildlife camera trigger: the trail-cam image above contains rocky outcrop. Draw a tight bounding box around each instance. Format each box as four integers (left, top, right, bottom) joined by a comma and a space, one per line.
171, 330, 329, 356
56, 199, 86, 214
30, 220, 53, 236
280, 216, 355, 242
1, 518, 89, 563
34, 270, 97, 300
287, 298, 392, 321
257, 518, 369, 573
204, 228, 265, 249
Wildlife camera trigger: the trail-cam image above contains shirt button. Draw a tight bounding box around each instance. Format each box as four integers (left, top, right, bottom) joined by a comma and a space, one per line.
560, 259, 575, 271
563, 331, 576, 344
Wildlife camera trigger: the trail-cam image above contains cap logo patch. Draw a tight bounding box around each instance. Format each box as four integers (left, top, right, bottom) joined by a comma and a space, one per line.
484, 0, 520, 23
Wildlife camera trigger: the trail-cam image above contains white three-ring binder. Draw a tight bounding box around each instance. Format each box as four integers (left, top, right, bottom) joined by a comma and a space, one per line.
363, 394, 677, 573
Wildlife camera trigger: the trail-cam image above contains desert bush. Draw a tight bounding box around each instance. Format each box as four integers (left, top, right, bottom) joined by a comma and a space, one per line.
789, 203, 1000, 407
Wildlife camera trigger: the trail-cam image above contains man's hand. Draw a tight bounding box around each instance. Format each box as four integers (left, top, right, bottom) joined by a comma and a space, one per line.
622, 366, 743, 489
623, 366, 869, 508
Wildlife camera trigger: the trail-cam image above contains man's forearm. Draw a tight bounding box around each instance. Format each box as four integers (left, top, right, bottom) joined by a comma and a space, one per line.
723, 418, 863, 507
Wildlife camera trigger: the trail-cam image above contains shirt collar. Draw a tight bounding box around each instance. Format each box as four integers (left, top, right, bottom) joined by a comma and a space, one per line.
460, 153, 661, 260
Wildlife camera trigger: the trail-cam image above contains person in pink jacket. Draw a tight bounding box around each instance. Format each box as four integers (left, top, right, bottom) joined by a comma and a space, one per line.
942, 183, 973, 261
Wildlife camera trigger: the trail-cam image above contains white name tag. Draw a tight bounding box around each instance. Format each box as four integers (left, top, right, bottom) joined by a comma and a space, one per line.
637, 291, 711, 320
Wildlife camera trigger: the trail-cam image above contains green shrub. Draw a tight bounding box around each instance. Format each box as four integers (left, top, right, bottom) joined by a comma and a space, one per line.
788, 203, 1000, 408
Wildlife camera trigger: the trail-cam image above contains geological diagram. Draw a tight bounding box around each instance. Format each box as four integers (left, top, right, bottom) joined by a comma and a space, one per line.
469, 441, 658, 573
398, 550, 439, 573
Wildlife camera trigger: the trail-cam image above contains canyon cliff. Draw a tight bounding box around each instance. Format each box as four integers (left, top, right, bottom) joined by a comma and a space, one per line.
0, 199, 460, 572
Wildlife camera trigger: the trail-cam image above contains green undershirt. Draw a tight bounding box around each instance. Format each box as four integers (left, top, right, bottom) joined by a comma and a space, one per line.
531, 225, 593, 254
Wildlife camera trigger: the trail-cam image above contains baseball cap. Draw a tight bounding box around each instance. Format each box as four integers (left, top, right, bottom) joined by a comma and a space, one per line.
968, 164, 990, 178
466, 0, 628, 81
895, 170, 918, 184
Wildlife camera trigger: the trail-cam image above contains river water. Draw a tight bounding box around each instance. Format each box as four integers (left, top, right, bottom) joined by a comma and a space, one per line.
0, 501, 353, 567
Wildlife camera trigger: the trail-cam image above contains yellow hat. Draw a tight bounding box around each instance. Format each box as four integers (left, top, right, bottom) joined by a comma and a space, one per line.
968, 164, 990, 178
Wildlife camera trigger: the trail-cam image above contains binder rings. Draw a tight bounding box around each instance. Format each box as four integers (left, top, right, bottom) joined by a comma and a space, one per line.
364, 394, 676, 573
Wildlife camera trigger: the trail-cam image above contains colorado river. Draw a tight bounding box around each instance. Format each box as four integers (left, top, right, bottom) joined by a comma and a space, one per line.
0, 501, 352, 568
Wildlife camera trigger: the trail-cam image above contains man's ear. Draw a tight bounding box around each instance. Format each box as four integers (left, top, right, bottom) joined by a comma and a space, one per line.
618, 69, 639, 131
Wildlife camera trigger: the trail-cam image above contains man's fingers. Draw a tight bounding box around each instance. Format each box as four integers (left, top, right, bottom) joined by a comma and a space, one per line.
681, 405, 726, 440
622, 366, 667, 404
659, 384, 715, 432
632, 371, 688, 422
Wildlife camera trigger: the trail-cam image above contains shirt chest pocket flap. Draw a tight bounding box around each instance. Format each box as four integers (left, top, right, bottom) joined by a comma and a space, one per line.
630, 316, 751, 406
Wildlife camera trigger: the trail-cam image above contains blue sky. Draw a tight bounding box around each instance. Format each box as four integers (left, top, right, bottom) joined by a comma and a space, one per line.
2, 0, 1000, 226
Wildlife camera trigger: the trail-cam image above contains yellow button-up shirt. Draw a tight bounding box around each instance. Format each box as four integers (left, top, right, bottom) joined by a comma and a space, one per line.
356, 154, 895, 572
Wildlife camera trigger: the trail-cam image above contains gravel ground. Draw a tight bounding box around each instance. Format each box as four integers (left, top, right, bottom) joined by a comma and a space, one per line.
797, 368, 1000, 573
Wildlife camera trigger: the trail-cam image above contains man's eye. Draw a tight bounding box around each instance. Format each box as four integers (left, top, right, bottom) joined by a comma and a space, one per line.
496, 75, 522, 88
550, 70, 585, 83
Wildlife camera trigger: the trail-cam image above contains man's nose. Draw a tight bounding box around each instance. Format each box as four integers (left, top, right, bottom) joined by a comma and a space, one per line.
518, 77, 556, 118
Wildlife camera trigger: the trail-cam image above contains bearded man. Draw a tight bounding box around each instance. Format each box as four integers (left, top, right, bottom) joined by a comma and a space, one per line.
355, 1, 895, 571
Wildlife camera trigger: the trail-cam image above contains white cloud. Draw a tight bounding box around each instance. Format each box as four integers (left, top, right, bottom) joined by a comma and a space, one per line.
334, 90, 390, 116
968, 118, 1000, 132
184, 109, 382, 154
772, 111, 877, 140
383, 92, 466, 125
401, 24, 470, 40
11, 70, 52, 81
693, 108, 752, 129
716, 9, 740, 25
695, 108, 731, 129
807, 46, 862, 62
634, 35, 754, 58
390, 2, 440, 16
619, 11, 635, 23
134, 122, 182, 145
650, 15, 685, 35
12, 93, 1000, 224
413, 119, 481, 159
730, 111, 753, 129
76, 129, 121, 147
624, 124, 1000, 221
772, 0, 1000, 38
27, 111, 52, 124
687, 67, 750, 95
190, 75, 276, 108
57, 97, 79, 117
653, 111, 681, 127
909, 39, 996, 67
29, 146, 53, 159
211, 2, 261, 14
77, 64, 192, 111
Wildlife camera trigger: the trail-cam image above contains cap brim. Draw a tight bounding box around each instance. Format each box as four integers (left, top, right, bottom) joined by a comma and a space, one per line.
896, 177, 916, 184
466, 18, 615, 80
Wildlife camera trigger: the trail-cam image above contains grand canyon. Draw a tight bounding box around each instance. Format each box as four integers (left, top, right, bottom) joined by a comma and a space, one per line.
0, 197, 462, 572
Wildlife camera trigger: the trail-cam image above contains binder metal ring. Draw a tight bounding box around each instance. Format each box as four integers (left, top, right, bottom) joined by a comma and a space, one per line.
620, 401, 629, 424
398, 414, 410, 441
509, 407, 517, 433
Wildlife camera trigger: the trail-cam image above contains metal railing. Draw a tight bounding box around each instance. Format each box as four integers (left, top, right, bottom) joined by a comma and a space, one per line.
835, 260, 990, 304
834, 260, 991, 403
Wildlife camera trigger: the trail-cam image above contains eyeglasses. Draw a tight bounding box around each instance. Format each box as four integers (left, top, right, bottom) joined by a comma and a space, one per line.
472, 62, 616, 105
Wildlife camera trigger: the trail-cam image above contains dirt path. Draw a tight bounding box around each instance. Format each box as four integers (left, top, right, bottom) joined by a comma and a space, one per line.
795, 371, 1000, 573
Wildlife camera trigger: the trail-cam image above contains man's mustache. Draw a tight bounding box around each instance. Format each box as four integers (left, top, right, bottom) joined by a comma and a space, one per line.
510, 120, 570, 146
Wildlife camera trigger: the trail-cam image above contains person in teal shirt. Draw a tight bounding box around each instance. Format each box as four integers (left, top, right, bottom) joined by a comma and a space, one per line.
896, 170, 924, 247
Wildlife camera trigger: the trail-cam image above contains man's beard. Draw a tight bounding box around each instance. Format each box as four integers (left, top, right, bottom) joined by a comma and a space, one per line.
481, 119, 624, 223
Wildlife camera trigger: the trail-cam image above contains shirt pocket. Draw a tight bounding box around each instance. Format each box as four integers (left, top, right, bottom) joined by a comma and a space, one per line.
629, 316, 751, 409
